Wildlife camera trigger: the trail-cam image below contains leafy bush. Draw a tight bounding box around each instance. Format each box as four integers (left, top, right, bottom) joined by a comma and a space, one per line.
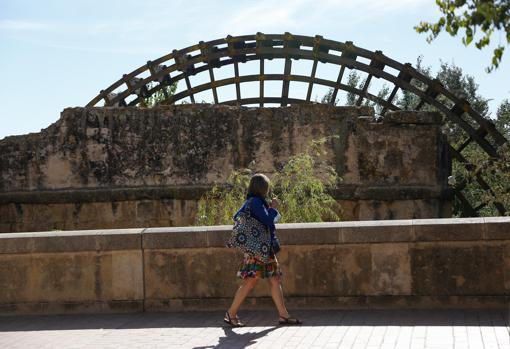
195, 136, 343, 226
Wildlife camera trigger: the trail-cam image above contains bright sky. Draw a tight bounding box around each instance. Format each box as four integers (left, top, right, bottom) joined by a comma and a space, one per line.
1, 0, 509, 140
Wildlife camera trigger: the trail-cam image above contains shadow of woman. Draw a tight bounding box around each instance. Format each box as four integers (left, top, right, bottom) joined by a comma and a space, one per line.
193, 326, 278, 349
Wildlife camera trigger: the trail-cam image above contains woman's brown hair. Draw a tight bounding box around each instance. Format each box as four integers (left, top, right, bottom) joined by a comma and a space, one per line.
247, 173, 270, 198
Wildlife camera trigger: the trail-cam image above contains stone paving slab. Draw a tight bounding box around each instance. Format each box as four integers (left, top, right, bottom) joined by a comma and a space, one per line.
0, 309, 508, 349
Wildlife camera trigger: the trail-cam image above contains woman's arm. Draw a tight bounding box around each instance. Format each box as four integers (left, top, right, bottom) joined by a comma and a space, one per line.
249, 197, 279, 227
232, 203, 245, 221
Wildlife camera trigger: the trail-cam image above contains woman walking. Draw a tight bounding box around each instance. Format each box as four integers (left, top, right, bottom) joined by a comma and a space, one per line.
224, 173, 302, 327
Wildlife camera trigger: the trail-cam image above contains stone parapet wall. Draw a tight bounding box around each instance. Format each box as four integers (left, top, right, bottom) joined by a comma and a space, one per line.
1, 217, 509, 315
0, 105, 451, 232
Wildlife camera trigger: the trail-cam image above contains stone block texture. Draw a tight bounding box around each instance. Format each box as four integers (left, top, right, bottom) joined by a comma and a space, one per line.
1, 218, 509, 314
0, 105, 451, 232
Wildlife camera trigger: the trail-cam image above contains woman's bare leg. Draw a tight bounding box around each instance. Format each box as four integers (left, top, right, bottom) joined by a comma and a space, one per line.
228, 277, 259, 317
268, 276, 290, 318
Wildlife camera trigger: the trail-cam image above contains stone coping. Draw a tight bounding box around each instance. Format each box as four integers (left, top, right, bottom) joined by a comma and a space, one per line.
0, 228, 143, 254
0, 217, 508, 254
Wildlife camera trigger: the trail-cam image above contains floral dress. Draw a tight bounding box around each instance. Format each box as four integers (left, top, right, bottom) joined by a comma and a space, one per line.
237, 251, 283, 279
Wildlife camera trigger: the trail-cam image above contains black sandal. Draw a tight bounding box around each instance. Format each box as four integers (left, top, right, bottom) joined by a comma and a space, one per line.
278, 315, 302, 325
224, 311, 245, 327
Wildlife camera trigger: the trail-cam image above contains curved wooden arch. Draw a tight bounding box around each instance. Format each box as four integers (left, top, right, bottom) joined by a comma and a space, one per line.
87, 33, 509, 216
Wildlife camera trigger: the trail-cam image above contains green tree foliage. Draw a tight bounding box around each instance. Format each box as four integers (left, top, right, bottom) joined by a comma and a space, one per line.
397, 57, 490, 145
346, 56, 490, 146
138, 82, 178, 108
344, 71, 390, 115
270, 137, 343, 223
195, 169, 252, 226
437, 62, 489, 117
321, 88, 339, 105
415, 0, 510, 72
372, 86, 391, 115
396, 57, 432, 110
453, 142, 510, 216
454, 98, 510, 216
495, 99, 510, 139
195, 136, 343, 226
345, 71, 361, 106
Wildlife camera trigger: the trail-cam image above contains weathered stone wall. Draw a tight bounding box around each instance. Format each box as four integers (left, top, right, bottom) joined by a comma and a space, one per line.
0, 218, 508, 315
0, 105, 451, 232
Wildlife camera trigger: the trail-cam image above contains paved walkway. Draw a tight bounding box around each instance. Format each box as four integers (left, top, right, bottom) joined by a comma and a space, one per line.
0, 309, 509, 348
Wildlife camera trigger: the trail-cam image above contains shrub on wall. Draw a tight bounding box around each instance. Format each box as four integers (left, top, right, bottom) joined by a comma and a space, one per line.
195, 136, 343, 226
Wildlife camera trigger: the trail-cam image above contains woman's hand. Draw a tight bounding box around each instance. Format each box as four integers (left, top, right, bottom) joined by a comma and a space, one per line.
270, 197, 280, 209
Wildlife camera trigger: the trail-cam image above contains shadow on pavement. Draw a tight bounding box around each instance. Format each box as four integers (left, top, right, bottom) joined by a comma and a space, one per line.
193, 327, 278, 349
